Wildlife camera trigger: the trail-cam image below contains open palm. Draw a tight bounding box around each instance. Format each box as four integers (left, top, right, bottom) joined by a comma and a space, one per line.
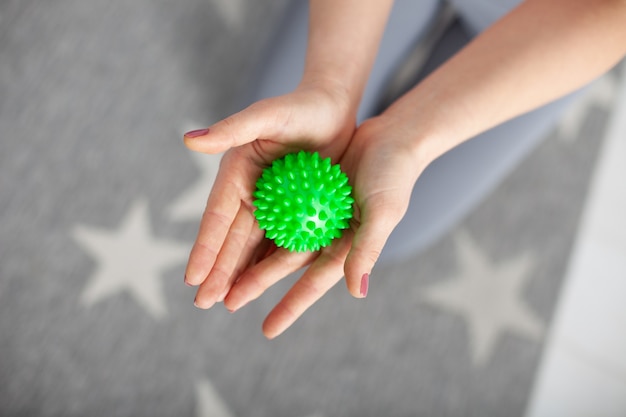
184, 86, 356, 336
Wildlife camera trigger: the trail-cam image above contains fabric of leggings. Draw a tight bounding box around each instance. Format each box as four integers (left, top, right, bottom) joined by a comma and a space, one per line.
241, 0, 581, 262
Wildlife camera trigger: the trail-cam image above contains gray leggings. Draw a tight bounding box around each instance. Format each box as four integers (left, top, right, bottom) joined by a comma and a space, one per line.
243, 0, 580, 261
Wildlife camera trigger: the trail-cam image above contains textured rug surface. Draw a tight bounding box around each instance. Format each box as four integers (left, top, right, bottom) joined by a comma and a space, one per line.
0, 1, 621, 416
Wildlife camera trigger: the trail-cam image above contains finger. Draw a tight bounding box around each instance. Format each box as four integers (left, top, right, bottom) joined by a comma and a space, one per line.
215, 224, 266, 302
183, 100, 287, 154
262, 232, 353, 339
343, 201, 406, 298
223, 248, 316, 313
251, 240, 279, 267
184, 170, 242, 286
238, 238, 275, 274
194, 204, 256, 309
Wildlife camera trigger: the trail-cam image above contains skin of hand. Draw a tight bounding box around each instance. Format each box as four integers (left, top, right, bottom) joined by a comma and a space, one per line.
216, 115, 426, 340
183, 82, 356, 310
340, 0, 626, 299
183, 0, 626, 339
183, 0, 395, 339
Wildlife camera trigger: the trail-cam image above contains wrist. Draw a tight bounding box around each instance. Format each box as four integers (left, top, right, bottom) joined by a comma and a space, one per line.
376, 105, 450, 175
298, 72, 360, 117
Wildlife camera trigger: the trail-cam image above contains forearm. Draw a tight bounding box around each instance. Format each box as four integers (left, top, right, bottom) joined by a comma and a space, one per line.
387, 0, 626, 166
301, 0, 395, 109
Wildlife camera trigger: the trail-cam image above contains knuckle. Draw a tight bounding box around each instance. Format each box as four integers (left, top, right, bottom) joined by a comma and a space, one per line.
356, 245, 382, 267
296, 277, 321, 300
202, 208, 231, 230
217, 115, 241, 147
207, 263, 231, 285
241, 270, 270, 296
193, 240, 219, 262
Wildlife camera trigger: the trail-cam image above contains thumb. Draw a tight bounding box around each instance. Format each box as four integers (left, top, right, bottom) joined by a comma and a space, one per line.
343, 202, 406, 298
183, 100, 284, 154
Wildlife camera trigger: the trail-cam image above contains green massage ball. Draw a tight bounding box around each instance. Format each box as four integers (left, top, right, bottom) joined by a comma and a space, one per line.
253, 151, 354, 252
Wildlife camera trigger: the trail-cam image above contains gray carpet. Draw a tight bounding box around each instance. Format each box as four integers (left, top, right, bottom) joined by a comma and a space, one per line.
0, 1, 620, 416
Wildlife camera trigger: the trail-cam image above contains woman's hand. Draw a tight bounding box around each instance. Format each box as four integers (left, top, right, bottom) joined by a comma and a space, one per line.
183, 82, 356, 316
183, 0, 396, 338
218, 114, 428, 339
184, 0, 626, 339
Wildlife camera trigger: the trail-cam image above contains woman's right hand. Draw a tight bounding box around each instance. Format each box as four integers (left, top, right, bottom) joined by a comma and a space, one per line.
183, 81, 357, 313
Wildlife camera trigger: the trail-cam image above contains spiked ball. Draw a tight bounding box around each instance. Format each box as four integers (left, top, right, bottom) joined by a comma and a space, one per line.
253, 151, 354, 252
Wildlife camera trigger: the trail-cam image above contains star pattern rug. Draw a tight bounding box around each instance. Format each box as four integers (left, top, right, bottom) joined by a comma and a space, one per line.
0, 0, 621, 416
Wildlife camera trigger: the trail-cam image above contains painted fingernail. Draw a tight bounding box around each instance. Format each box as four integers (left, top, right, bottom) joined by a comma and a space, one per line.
194, 296, 217, 310
184, 128, 210, 138
360, 273, 369, 297
194, 296, 206, 309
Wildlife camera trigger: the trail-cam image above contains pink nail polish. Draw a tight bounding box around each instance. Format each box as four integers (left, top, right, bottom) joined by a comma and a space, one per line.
360, 273, 369, 297
184, 128, 210, 138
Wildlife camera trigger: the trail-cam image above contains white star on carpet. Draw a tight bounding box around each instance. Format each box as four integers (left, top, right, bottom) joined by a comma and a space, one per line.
167, 149, 222, 222
72, 199, 188, 319
421, 230, 545, 365
195, 379, 235, 417
194, 377, 324, 417
211, 0, 245, 30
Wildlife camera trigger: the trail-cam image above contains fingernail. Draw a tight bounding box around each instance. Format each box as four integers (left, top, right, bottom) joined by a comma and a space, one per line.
194, 296, 216, 310
184, 128, 210, 138
360, 273, 369, 297
184, 275, 192, 287
226, 299, 247, 313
